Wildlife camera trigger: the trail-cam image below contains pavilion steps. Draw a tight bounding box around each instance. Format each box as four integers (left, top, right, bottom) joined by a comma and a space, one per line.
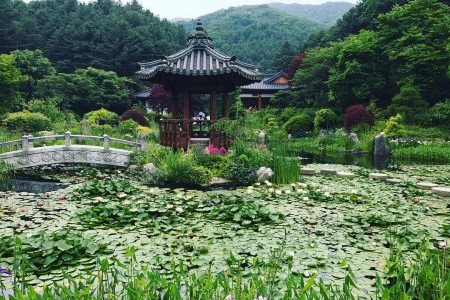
188, 138, 210, 149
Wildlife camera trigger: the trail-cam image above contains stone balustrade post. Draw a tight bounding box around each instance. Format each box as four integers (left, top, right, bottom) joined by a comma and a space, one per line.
22, 135, 30, 152
64, 131, 71, 148
103, 134, 110, 150
138, 135, 148, 152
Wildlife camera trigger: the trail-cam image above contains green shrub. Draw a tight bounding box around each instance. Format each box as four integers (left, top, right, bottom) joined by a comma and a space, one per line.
25, 98, 65, 123
226, 154, 257, 186
2, 111, 51, 133
314, 108, 337, 131
283, 114, 313, 133
118, 119, 139, 135
162, 151, 212, 186
384, 114, 406, 137
84, 108, 118, 127
280, 107, 299, 123
192, 147, 231, 177
430, 100, 450, 129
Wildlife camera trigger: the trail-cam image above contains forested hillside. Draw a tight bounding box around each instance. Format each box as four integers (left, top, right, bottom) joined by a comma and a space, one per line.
0, 0, 186, 76
277, 0, 449, 127
178, 5, 323, 72
268, 2, 354, 26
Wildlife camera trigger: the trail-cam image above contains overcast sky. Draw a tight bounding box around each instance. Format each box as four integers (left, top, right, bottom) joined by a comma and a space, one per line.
138, 0, 359, 20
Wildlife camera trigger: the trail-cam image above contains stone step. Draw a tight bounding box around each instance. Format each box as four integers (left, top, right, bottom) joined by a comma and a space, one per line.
369, 173, 388, 181
417, 182, 439, 190
431, 187, 450, 197
386, 178, 402, 185
336, 171, 355, 179
301, 168, 316, 175
320, 168, 337, 175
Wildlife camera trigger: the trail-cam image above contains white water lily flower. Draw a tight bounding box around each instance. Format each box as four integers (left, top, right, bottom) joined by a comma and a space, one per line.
275, 190, 282, 195
117, 193, 127, 199
285, 190, 291, 194
247, 186, 254, 190
185, 195, 193, 200
166, 204, 174, 209
324, 192, 331, 197
302, 196, 309, 201
94, 196, 104, 202
268, 188, 274, 193
297, 183, 307, 188
176, 207, 184, 213
255, 182, 261, 186
148, 188, 156, 194
264, 180, 272, 186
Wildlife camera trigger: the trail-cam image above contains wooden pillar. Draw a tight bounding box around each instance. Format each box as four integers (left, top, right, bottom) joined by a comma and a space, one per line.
257, 94, 262, 111
222, 92, 229, 119
183, 89, 190, 131
210, 89, 217, 121
171, 91, 177, 119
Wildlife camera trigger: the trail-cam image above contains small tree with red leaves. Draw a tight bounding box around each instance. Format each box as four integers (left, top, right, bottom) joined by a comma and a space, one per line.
147, 84, 171, 114
288, 53, 306, 79
343, 104, 375, 132
119, 109, 149, 127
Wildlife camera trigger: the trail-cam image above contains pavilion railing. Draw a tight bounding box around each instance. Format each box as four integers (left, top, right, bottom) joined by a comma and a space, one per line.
159, 119, 228, 149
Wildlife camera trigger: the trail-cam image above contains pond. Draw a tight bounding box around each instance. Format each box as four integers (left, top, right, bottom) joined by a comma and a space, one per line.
0, 164, 449, 297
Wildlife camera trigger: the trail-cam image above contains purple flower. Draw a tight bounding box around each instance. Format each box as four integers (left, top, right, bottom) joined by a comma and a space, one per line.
0, 268, 12, 275
438, 241, 447, 249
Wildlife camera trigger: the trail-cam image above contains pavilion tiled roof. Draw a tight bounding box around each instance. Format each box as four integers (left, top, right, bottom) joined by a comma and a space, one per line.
135, 20, 262, 82
241, 71, 290, 91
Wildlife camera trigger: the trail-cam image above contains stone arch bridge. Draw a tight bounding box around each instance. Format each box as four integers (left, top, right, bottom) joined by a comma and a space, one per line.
0, 132, 147, 169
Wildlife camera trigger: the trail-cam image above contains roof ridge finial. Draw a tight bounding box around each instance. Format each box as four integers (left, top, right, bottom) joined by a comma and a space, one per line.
194, 19, 205, 37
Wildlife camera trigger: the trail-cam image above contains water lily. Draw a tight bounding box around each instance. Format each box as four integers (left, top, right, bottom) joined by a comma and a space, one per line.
166, 204, 174, 209
438, 241, 447, 249
297, 182, 307, 188
94, 196, 104, 203
117, 193, 127, 199
324, 192, 331, 197
285, 190, 291, 194
254, 182, 261, 186
0, 268, 11, 275
176, 207, 184, 213
148, 188, 156, 194
57, 194, 67, 200
302, 196, 309, 201
37, 200, 44, 207
264, 180, 272, 186
268, 188, 274, 193
275, 190, 282, 195
225, 295, 234, 300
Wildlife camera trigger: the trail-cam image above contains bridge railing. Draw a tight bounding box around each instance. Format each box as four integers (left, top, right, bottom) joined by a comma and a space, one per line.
0, 132, 147, 153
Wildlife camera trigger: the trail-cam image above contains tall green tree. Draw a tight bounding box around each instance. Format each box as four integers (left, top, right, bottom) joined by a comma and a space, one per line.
327, 30, 388, 110
37, 67, 136, 116
0, 54, 27, 113
11, 49, 56, 102
292, 41, 343, 108
377, 0, 450, 104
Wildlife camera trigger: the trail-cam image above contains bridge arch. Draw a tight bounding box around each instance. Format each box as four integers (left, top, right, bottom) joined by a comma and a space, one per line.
0, 132, 147, 169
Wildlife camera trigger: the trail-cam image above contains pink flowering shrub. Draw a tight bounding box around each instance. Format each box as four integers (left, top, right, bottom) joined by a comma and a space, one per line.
204, 145, 228, 155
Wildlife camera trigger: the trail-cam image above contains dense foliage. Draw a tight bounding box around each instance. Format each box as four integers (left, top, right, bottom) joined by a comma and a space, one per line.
289, 0, 450, 121
0, 0, 186, 76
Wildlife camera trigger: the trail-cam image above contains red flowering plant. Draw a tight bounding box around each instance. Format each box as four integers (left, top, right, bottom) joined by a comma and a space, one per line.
204, 145, 228, 155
